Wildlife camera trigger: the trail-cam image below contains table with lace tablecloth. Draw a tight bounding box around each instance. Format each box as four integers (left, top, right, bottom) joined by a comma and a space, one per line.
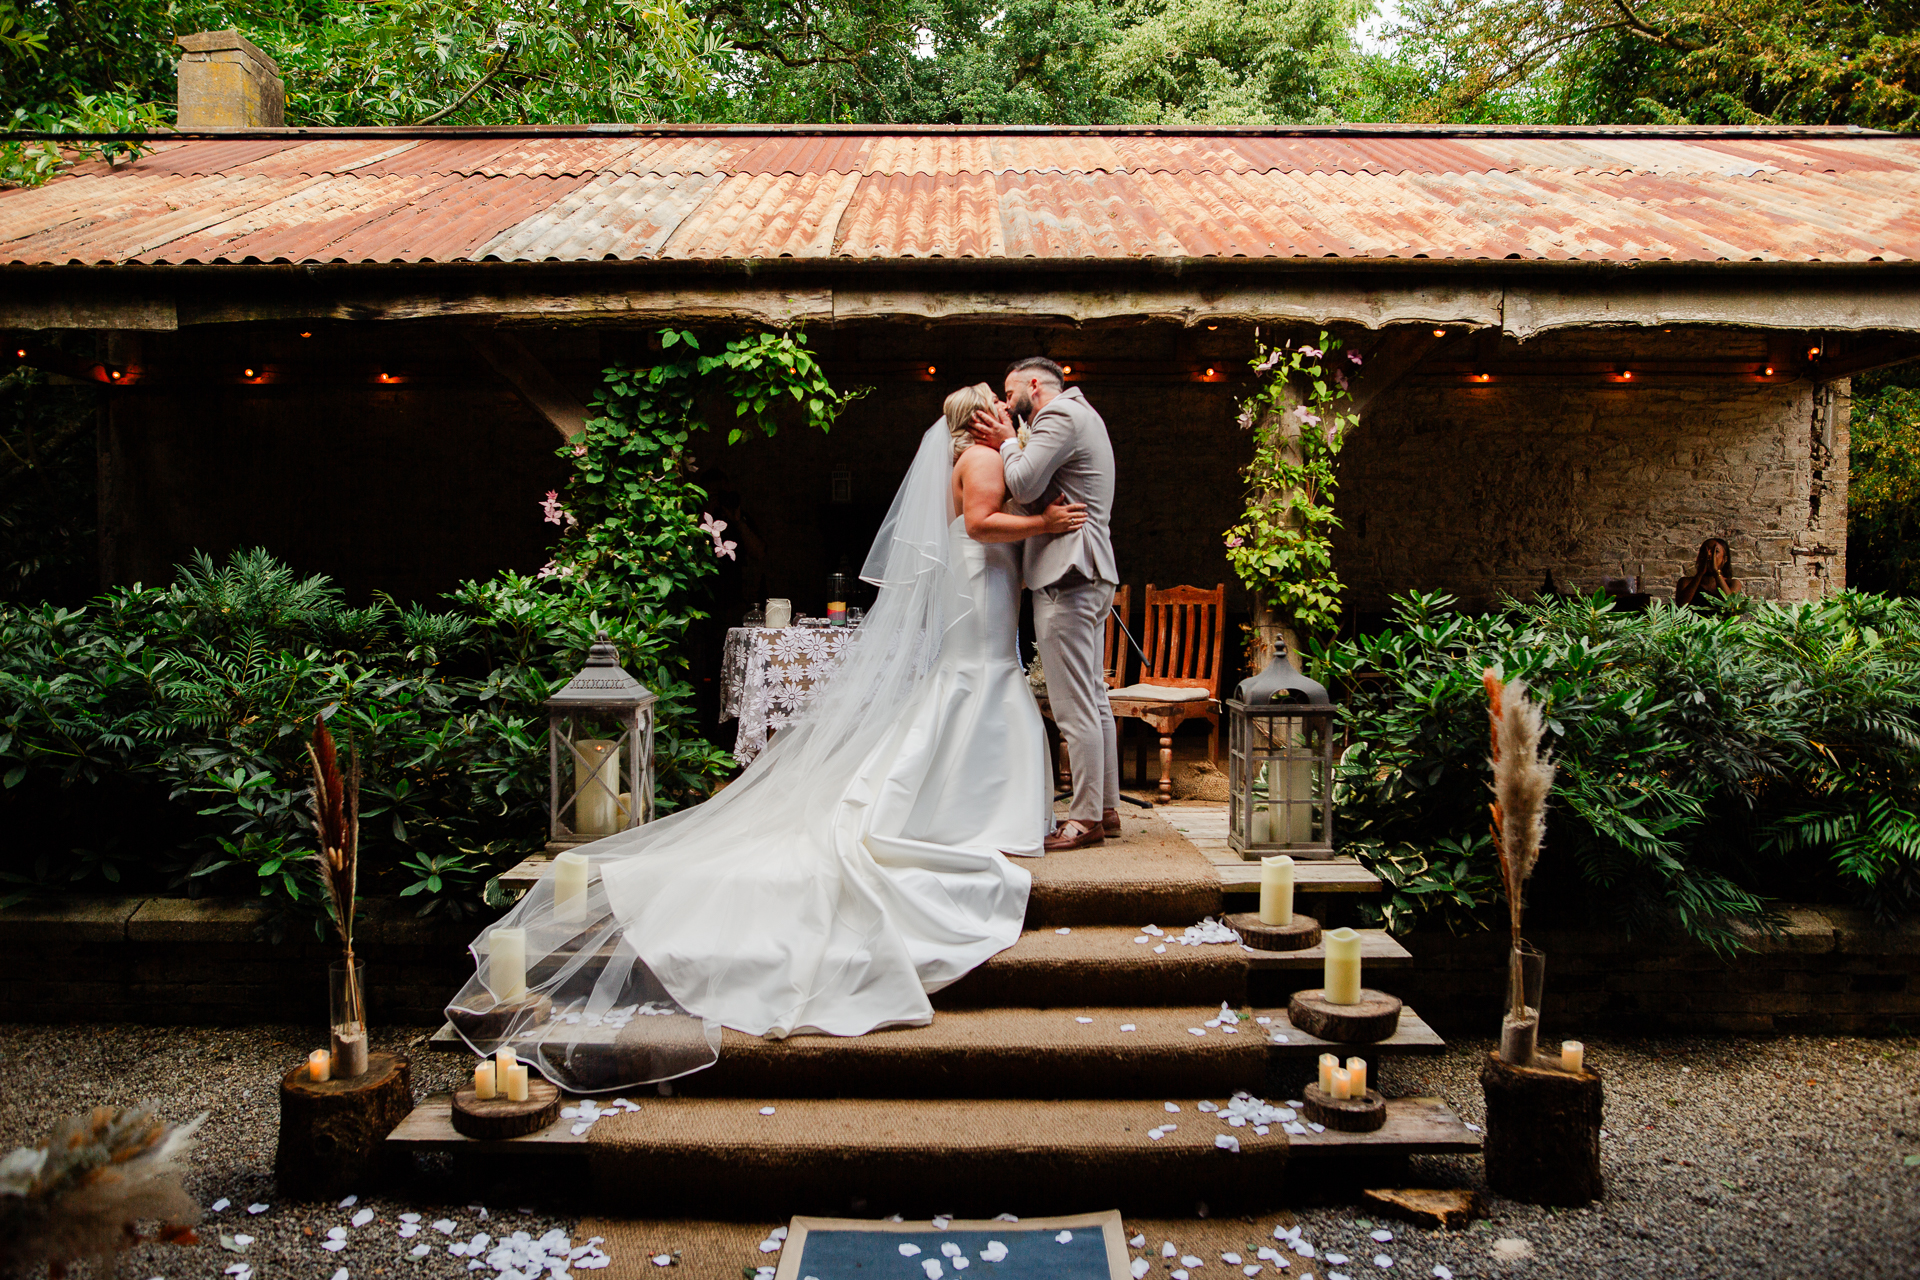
719, 625, 861, 764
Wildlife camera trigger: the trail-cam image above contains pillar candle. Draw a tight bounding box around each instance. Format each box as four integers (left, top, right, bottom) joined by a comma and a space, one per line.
473, 1060, 497, 1100
1347, 1057, 1368, 1097
1562, 1040, 1585, 1073
1258, 855, 1295, 926
1317, 1053, 1338, 1094
1250, 807, 1272, 845
552, 851, 590, 924
1323, 926, 1363, 1005
1330, 1066, 1352, 1100
572, 739, 622, 836
506, 1063, 530, 1103
308, 1049, 331, 1083
496, 1045, 517, 1080
489, 927, 528, 1002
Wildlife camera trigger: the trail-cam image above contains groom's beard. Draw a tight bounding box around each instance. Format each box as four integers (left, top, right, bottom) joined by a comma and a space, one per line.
1006, 389, 1033, 422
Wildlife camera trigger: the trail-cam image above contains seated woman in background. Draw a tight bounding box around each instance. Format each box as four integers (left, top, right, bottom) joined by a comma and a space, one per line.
1675, 537, 1742, 605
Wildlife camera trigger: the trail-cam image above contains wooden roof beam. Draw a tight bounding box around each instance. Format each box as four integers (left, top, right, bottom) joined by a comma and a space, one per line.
462, 327, 588, 440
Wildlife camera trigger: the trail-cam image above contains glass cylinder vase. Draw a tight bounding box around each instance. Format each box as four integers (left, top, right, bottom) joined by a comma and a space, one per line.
330, 959, 370, 1080
1499, 941, 1545, 1066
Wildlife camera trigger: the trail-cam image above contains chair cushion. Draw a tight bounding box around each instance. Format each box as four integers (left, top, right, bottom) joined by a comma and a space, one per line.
1109, 682, 1212, 702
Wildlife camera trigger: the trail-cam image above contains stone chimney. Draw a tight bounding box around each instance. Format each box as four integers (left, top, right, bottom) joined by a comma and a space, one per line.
176, 31, 285, 128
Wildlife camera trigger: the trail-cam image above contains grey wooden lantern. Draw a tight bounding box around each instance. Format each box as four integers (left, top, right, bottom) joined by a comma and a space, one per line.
545, 633, 657, 848
1226, 654, 1337, 861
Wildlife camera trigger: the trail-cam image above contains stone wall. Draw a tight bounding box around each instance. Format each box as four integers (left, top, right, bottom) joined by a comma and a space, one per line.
98, 319, 1848, 634
1333, 329, 1850, 612
8, 896, 1913, 1033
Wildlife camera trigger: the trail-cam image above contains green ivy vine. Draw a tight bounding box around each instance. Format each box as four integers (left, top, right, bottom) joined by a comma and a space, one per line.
1222, 330, 1362, 642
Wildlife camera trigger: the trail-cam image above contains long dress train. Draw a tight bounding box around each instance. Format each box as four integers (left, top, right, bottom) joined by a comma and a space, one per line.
445, 424, 1049, 1089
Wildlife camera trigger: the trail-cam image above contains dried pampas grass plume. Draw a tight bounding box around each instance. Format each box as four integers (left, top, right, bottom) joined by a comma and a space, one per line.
0, 1105, 205, 1276
1483, 668, 1557, 947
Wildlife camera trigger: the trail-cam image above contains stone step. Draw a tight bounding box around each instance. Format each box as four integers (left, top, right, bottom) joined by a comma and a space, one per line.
433, 998, 1448, 1099
388, 1092, 1479, 1217
931, 926, 1246, 1009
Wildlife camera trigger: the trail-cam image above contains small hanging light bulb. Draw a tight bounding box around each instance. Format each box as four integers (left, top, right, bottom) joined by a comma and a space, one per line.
1432, 328, 1446, 338
243, 367, 256, 379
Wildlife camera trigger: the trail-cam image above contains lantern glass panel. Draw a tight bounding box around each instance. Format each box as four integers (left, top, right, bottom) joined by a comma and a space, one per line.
1227, 699, 1336, 859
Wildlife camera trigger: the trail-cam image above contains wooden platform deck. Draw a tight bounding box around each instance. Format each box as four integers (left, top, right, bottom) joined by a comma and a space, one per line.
1242, 927, 1411, 971
1159, 803, 1384, 895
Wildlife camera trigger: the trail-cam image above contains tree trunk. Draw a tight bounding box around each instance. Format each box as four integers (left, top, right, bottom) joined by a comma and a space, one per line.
276, 1052, 414, 1199
1479, 1050, 1604, 1206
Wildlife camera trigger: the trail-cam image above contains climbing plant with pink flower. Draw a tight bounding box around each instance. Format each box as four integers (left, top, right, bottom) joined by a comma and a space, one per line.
1221, 330, 1363, 644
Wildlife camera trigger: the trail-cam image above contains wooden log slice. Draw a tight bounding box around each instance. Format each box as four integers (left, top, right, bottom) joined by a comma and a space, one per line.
1302, 1083, 1387, 1132
1479, 1050, 1604, 1207
1360, 1187, 1483, 1230
275, 1052, 413, 1199
1288, 988, 1403, 1043
445, 993, 554, 1046
450, 1080, 563, 1140
1224, 912, 1321, 952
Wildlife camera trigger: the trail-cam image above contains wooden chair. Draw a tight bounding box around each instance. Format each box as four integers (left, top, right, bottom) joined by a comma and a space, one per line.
1108, 583, 1226, 804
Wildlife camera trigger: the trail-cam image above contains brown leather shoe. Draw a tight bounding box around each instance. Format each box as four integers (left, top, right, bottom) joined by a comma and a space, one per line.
1103, 808, 1122, 837
1045, 820, 1106, 851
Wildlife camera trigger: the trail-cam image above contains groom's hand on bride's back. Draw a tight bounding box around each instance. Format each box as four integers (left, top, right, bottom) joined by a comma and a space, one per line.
970, 402, 1016, 448
1041, 495, 1088, 534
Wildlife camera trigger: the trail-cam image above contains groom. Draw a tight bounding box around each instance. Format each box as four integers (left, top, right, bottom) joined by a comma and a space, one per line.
973, 357, 1120, 850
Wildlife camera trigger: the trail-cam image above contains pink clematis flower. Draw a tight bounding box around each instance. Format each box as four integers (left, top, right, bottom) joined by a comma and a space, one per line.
1226, 535, 1245, 548
1289, 406, 1322, 427
540, 491, 566, 525
1298, 346, 1324, 359
699, 513, 738, 560
1348, 350, 1363, 365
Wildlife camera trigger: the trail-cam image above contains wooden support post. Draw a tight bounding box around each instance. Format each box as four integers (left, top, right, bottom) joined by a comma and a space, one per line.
276, 1052, 414, 1198
1479, 1050, 1604, 1206
464, 328, 589, 440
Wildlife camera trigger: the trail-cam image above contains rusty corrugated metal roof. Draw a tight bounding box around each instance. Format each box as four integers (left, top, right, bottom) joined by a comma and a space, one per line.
5, 125, 1919, 266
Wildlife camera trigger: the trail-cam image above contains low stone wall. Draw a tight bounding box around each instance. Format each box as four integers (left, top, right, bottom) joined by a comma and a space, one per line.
5, 897, 1915, 1033
1388, 907, 1920, 1035
0, 896, 479, 1027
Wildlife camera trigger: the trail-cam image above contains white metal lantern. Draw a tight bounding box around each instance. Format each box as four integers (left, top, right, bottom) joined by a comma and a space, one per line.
545, 633, 657, 849
1227, 655, 1337, 860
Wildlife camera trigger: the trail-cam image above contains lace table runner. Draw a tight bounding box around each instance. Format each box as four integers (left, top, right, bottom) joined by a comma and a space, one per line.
719, 625, 859, 763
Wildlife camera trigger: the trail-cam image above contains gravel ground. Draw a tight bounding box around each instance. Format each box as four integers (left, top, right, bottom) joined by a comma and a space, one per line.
1, 1023, 1916, 1280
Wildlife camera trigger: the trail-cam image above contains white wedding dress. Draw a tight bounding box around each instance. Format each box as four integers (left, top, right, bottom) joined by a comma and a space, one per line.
446, 423, 1050, 1090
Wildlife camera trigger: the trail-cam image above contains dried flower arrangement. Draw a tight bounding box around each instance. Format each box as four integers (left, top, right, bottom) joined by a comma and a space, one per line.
0, 1105, 204, 1276
1484, 668, 1558, 1064
307, 716, 368, 1077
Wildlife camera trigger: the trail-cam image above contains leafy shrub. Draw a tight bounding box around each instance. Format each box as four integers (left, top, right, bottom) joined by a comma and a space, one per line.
1320, 590, 1920, 948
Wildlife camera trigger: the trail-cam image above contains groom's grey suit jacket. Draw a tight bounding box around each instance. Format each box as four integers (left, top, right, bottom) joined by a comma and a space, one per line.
998, 387, 1118, 590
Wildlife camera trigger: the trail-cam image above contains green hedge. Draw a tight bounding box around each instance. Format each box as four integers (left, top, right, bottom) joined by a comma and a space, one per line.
0, 549, 731, 930
1320, 590, 1920, 948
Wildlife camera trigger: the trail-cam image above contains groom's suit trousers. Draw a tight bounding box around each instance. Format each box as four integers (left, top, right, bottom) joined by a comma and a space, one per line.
1034, 577, 1121, 823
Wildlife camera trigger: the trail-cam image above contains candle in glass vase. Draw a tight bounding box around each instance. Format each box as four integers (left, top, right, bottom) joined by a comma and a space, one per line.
1562, 1041, 1586, 1073
1250, 807, 1271, 845
571, 739, 621, 836
1323, 926, 1362, 1005
490, 927, 527, 1002
506, 1063, 530, 1103
552, 850, 590, 924
1318, 1053, 1338, 1094
765, 598, 792, 629
308, 1049, 331, 1083
1330, 1066, 1352, 1100
1258, 855, 1295, 926
1347, 1057, 1368, 1096
473, 1060, 496, 1100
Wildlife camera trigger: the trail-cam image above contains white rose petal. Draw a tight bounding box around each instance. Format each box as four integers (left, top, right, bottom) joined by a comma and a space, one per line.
211, 1198, 231, 1212
1245, 1269, 1263, 1278
1374, 1256, 1394, 1269
1328, 1254, 1349, 1266
246, 1204, 269, 1215
433, 1220, 458, 1235
1371, 1232, 1393, 1244
1182, 1255, 1204, 1267
1120, 1024, 1137, 1032
1154, 945, 1167, 953
1432, 1268, 1453, 1280
923, 1261, 944, 1279
760, 1107, 776, 1116
651, 1255, 671, 1267
980, 1242, 1009, 1263
327, 1228, 348, 1241
1174, 1272, 1190, 1280
758, 1238, 781, 1253
1056, 1231, 1074, 1244
900, 1244, 923, 1257
1215, 1134, 1241, 1153
352, 1208, 374, 1228
1223, 1254, 1241, 1264
1133, 1261, 1152, 1279
942, 1242, 962, 1257
1164, 1244, 1179, 1259
323, 1240, 347, 1252
1076, 1017, 1094, 1024
953, 1260, 970, 1271
400, 1213, 422, 1224
332, 1270, 349, 1280
1055, 928, 1071, 935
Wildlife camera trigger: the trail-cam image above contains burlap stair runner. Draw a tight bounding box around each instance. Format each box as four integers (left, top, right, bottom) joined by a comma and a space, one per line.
584, 1097, 1287, 1217
933, 924, 1247, 1009
674, 1005, 1268, 1099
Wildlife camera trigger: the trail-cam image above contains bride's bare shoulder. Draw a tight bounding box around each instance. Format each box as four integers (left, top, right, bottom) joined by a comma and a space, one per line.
955, 442, 1004, 471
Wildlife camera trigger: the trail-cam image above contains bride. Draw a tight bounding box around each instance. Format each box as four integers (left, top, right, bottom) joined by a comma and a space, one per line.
446, 385, 1089, 1090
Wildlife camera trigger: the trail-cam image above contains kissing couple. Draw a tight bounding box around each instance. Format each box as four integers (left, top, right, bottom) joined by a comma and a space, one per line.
447, 357, 1122, 1091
